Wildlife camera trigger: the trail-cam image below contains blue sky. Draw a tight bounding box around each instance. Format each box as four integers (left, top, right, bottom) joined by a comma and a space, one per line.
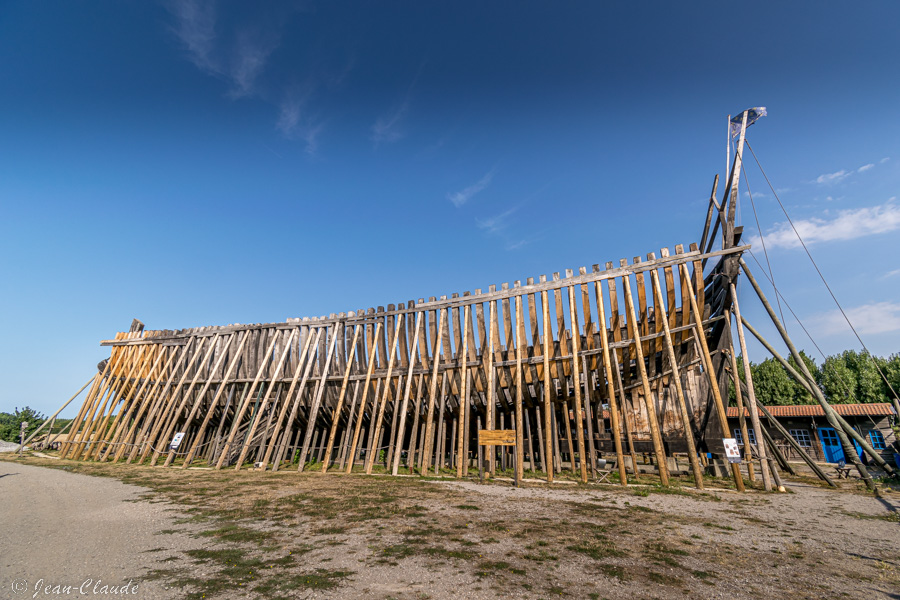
1, 1, 898, 416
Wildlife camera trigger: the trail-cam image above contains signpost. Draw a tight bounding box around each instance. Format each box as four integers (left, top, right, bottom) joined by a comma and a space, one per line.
478, 429, 518, 485
170, 432, 186, 452
723, 438, 742, 464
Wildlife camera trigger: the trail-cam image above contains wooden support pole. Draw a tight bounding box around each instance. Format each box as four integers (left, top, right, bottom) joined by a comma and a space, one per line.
345, 322, 382, 473
728, 284, 772, 491
297, 324, 341, 470
392, 312, 423, 475
456, 305, 471, 479
366, 316, 403, 474
678, 263, 745, 491
129, 337, 200, 463
153, 335, 224, 466
514, 296, 526, 485
17, 377, 94, 452
595, 280, 628, 486
725, 340, 755, 483
622, 269, 669, 486
261, 327, 318, 470
101, 346, 168, 461
114, 345, 184, 463
59, 372, 103, 458
420, 310, 446, 475
230, 329, 294, 469
214, 331, 279, 469
566, 286, 588, 483
140, 335, 215, 464
738, 260, 883, 488
739, 314, 896, 479
322, 324, 362, 471
181, 333, 251, 467
648, 258, 704, 489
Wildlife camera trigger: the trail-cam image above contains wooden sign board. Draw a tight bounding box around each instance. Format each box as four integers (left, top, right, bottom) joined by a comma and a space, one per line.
478, 429, 516, 446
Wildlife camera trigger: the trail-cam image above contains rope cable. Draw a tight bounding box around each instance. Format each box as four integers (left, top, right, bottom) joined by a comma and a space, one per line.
744, 140, 900, 405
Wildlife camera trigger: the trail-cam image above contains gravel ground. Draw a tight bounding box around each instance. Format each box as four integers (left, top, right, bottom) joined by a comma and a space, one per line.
0, 461, 204, 599
2, 458, 899, 600
0, 441, 22, 453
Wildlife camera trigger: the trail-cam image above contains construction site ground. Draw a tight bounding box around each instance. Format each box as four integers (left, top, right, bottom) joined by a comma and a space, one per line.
1, 454, 898, 600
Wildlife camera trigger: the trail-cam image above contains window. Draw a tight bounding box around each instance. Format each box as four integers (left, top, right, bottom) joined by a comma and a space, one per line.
733, 428, 756, 446
868, 430, 886, 450
789, 429, 811, 448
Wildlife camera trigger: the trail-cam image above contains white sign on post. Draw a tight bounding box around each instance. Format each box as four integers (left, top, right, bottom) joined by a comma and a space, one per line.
170, 432, 186, 451
723, 438, 741, 464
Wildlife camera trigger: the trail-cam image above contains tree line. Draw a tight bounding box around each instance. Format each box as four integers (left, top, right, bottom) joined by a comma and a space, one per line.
736, 349, 900, 406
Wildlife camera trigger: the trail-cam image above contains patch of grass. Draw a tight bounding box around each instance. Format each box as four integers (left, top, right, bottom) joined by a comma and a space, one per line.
702, 522, 735, 531
454, 504, 481, 511
599, 564, 627, 580
567, 534, 626, 560
313, 525, 349, 535
196, 524, 274, 545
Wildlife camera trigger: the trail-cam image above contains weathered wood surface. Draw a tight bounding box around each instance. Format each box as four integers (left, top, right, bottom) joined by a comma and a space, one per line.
62, 242, 754, 487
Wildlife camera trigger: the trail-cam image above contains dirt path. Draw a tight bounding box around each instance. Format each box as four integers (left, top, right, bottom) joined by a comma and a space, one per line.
2, 457, 900, 599
0, 461, 203, 600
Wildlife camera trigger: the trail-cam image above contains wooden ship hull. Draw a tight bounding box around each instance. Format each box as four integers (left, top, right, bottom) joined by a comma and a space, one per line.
58, 235, 749, 486
58, 115, 766, 491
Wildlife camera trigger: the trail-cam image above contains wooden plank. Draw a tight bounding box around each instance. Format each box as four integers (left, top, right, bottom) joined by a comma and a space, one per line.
478, 429, 516, 446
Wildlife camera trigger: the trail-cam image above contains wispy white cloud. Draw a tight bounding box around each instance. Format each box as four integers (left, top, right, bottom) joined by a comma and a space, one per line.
476, 206, 517, 233
447, 169, 496, 208
814, 160, 884, 185
808, 301, 900, 336
881, 268, 900, 280
748, 199, 900, 249
169, 0, 218, 73
168, 0, 279, 99
475, 206, 537, 251
167, 2, 337, 153
815, 169, 849, 185
881, 157, 891, 164
371, 100, 409, 145
276, 87, 324, 154
228, 29, 279, 98
505, 238, 533, 251
371, 62, 426, 146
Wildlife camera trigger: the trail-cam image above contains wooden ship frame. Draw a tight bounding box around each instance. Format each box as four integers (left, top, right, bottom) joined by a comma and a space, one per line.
42, 111, 895, 492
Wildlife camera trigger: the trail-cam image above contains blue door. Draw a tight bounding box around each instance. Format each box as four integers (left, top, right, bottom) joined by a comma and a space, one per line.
818, 428, 845, 463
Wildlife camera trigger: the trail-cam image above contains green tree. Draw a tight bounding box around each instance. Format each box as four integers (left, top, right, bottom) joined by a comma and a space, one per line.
749, 357, 797, 405
819, 353, 857, 404
819, 350, 893, 404
0, 407, 46, 442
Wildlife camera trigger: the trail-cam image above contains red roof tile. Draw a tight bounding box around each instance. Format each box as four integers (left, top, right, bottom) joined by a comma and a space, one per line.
727, 403, 896, 418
